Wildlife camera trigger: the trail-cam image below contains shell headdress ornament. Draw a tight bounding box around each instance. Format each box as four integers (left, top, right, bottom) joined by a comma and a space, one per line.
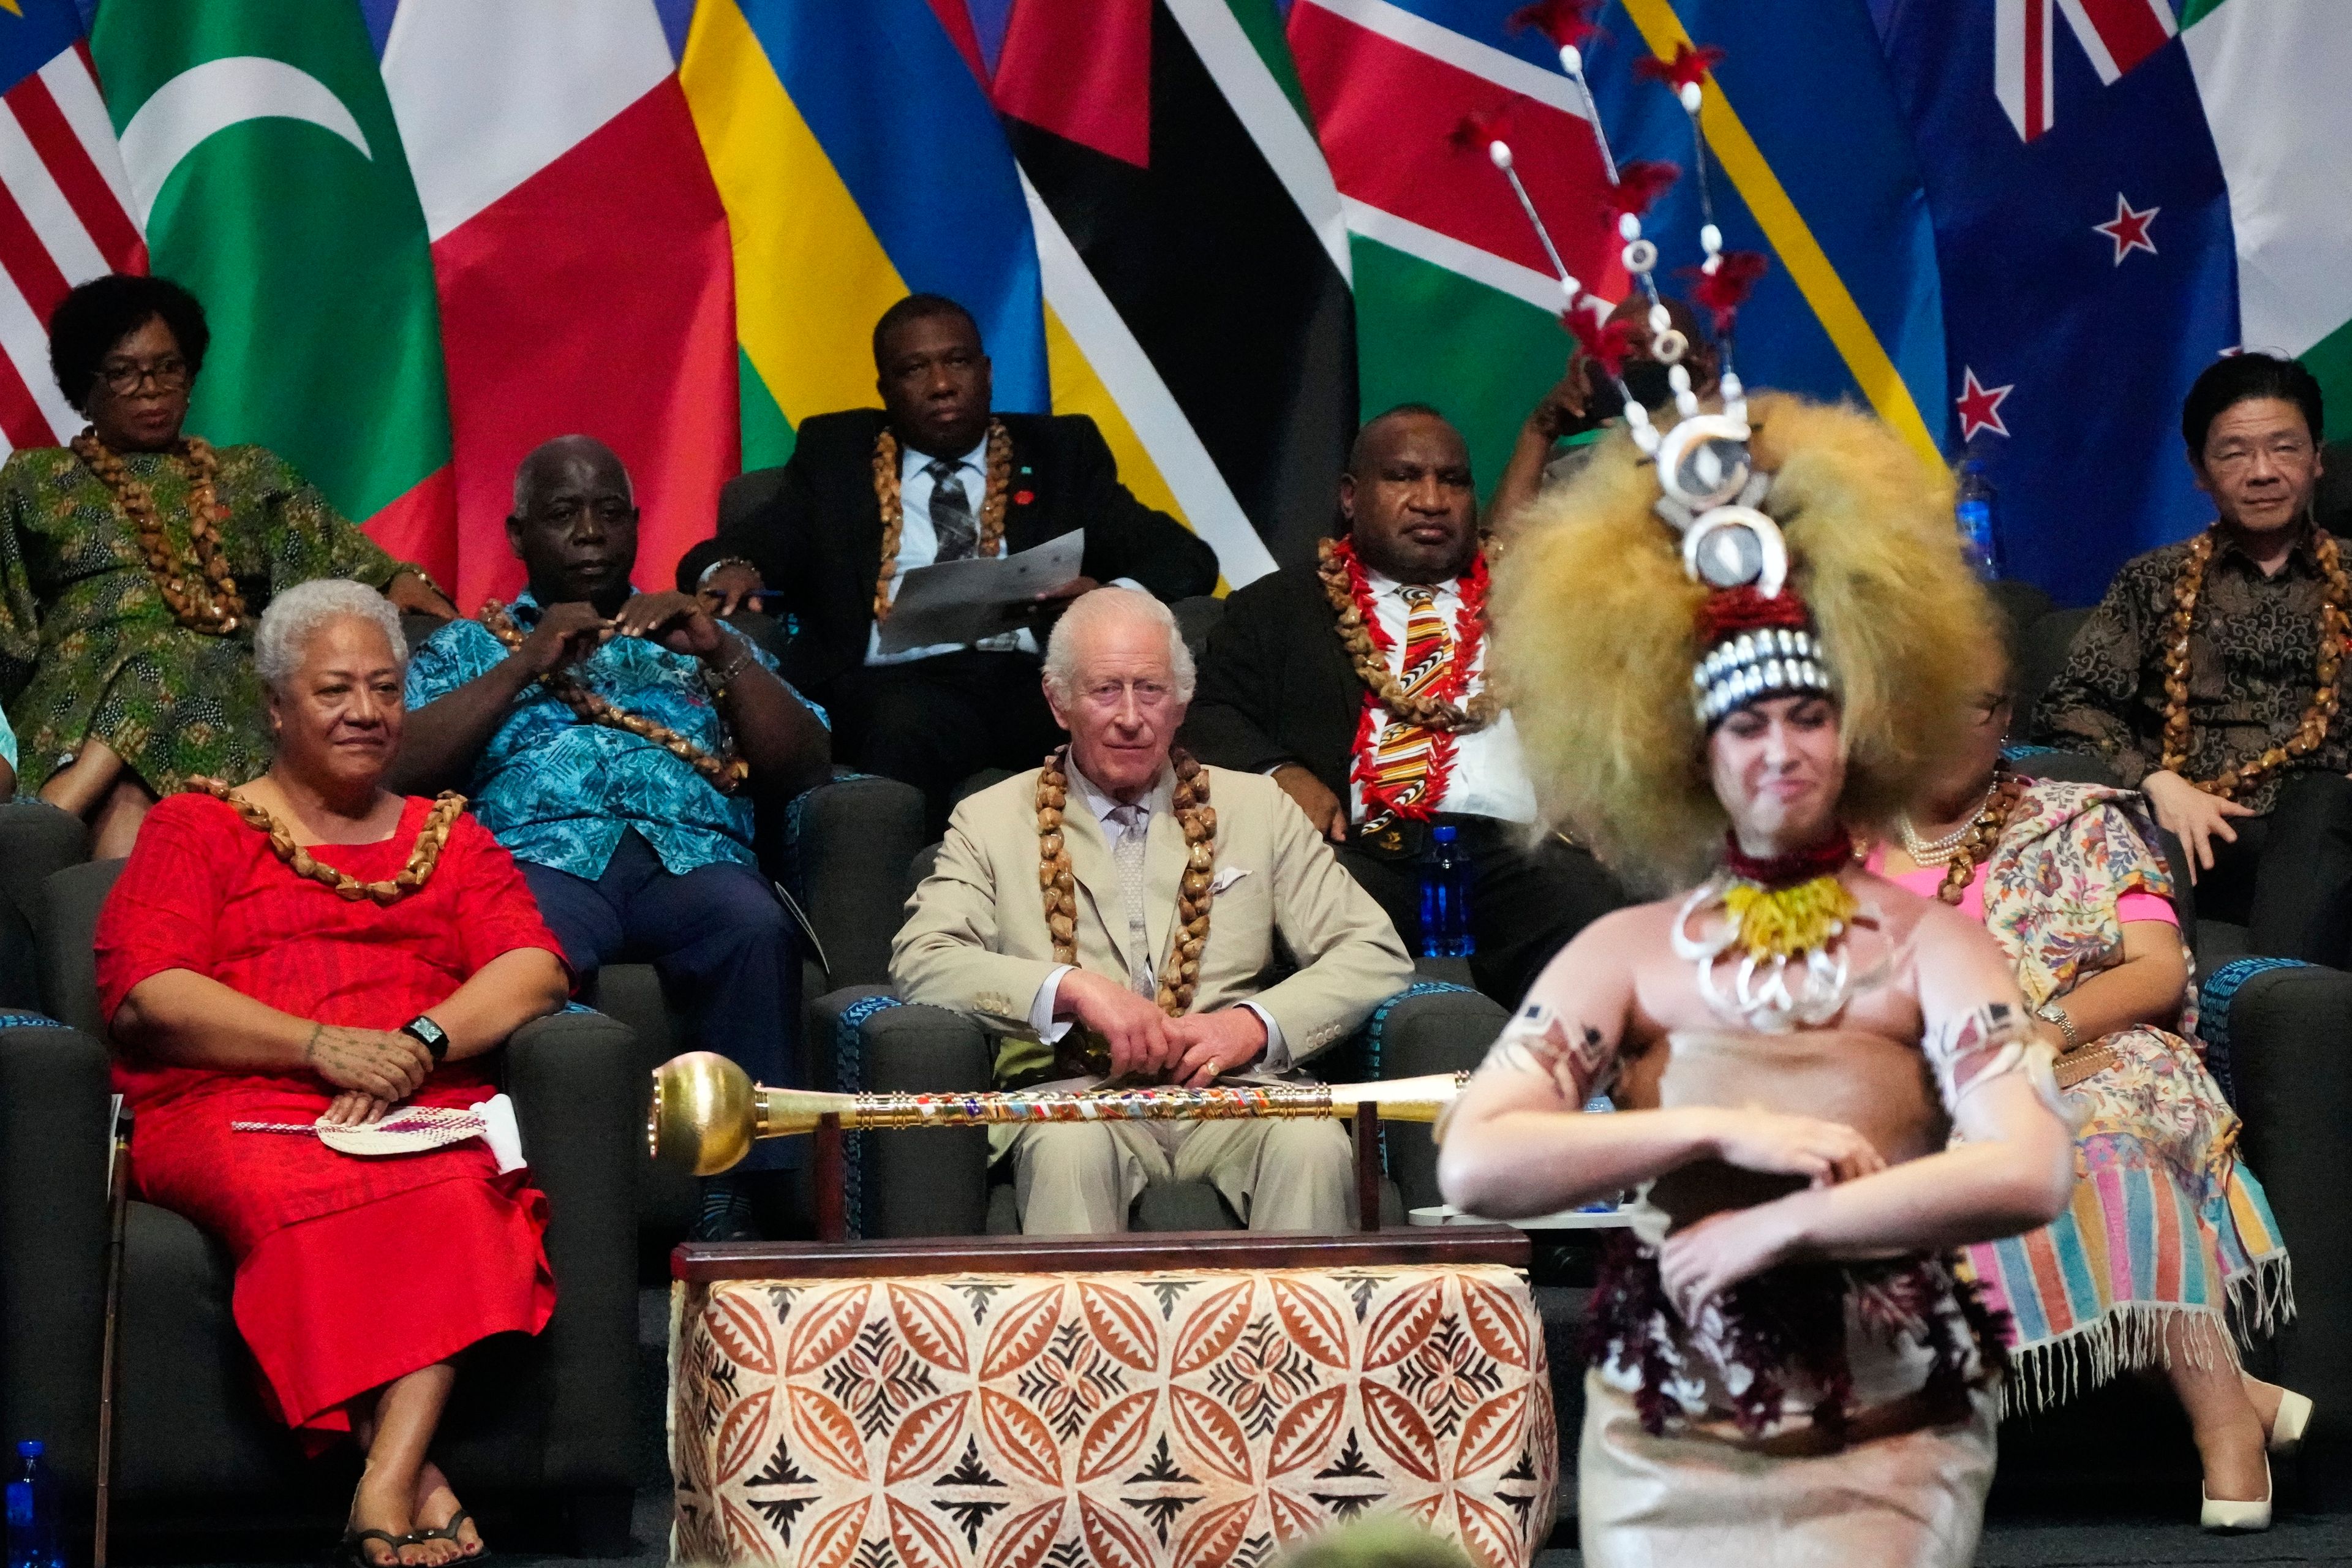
1476, 6, 1820, 723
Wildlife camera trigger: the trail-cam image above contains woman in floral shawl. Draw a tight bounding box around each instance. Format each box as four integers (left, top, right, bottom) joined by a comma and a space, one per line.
1872, 638, 2305, 1530
0, 274, 453, 856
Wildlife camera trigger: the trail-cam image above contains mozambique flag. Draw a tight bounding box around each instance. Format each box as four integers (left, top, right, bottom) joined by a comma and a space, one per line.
995, 0, 1355, 572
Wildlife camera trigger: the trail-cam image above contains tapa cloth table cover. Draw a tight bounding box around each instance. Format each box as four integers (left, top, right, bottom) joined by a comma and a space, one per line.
670, 1262, 1556, 1567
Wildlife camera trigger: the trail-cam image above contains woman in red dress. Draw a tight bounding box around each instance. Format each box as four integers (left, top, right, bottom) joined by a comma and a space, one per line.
95, 579, 570, 1567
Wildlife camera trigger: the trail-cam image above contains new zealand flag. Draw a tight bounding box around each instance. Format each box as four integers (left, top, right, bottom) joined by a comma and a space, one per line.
1871, 0, 2236, 606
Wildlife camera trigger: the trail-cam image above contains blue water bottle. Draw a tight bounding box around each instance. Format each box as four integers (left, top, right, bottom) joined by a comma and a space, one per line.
6, 1441, 63, 1568
1955, 458, 2002, 580
1417, 825, 1474, 959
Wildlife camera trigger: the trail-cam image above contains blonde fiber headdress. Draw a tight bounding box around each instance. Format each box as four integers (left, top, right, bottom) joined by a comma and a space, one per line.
1490, 393, 1995, 892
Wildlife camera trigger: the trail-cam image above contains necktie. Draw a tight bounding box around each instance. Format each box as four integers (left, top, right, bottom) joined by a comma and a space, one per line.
927, 458, 978, 562
1107, 803, 1158, 1000
1366, 585, 1452, 831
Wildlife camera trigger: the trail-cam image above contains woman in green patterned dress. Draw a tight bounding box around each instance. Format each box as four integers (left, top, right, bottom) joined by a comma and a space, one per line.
0, 274, 454, 856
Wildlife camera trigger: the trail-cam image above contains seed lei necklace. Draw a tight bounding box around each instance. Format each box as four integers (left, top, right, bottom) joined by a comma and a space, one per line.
871, 419, 1014, 626
1035, 747, 1216, 1074
74, 429, 246, 636
1896, 769, 2030, 905
1316, 535, 1499, 733
479, 602, 749, 795
2159, 523, 2349, 802
188, 776, 466, 905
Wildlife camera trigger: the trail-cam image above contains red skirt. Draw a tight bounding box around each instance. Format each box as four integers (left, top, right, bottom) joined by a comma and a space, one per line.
132, 1074, 555, 1440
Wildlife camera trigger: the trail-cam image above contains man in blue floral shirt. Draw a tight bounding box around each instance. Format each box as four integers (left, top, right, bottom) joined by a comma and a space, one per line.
396, 436, 831, 1239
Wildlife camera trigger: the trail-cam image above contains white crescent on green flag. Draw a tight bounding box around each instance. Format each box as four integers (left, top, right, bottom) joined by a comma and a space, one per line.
2184, 0, 2352, 439
90, 0, 453, 553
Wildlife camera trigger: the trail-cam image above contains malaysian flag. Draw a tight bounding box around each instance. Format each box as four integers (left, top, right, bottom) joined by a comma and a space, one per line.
0, 0, 142, 459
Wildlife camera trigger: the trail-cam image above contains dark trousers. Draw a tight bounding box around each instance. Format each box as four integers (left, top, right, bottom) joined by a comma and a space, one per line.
1337, 815, 1626, 1009
2195, 771, 2352, 967
524, 831, 802, 1170
822, 650, 1066, 840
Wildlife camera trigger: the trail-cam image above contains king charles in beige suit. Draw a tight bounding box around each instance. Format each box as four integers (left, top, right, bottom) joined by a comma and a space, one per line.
892, 587, 1414, 1234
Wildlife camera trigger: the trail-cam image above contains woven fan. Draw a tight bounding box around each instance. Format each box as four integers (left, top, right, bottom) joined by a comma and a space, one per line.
233, 1094, 525, 1171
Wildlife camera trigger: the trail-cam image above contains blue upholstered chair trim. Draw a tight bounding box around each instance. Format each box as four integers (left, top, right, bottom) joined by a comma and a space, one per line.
2196, 956, 2310, 1109
1351, 981, 1479, 1175
0, 1012, 66, 1029
834, 992, 903, 1240
2001, 745, 2064, 760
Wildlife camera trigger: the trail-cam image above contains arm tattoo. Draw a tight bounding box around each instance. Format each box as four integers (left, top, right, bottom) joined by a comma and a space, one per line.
1478, 1001, 1616, 1104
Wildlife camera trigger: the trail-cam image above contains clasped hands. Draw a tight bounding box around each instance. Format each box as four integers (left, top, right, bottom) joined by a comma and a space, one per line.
303, 1020, 439, 1128
1055, 968, 1265, 1087
1654, 1107, 1886, 1321
514, 591, 731, 679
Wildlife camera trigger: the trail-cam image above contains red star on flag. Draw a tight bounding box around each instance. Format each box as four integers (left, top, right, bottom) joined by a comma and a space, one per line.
1956, 368, 2013, 441
2094, 194, 2159, 265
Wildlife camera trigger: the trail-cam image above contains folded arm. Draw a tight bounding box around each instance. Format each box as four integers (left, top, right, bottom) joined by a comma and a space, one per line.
1657, 912, 2074, 1308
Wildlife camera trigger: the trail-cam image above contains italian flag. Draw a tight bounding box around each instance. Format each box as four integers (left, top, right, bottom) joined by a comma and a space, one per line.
2184, 0, 2352, 440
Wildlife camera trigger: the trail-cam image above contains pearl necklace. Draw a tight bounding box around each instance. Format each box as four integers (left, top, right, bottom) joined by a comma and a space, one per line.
1898, 786, 1992, 867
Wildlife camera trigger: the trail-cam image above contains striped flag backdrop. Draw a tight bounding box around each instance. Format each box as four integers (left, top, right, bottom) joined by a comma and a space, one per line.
0, 0, 143, 461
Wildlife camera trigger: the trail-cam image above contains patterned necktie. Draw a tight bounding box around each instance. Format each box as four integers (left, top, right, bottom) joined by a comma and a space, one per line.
1106, 803, 1158, 1000
1365, 584, 1452, 834
926, 458, 978, 562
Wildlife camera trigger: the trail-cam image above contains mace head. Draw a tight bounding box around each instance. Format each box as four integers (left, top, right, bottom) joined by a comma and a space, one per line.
648, 1050, 755, 1177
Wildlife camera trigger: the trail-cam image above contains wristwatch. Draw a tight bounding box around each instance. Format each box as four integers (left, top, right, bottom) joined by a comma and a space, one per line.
2033, 1000, 2079, 1051
402, 1014, 450, 1065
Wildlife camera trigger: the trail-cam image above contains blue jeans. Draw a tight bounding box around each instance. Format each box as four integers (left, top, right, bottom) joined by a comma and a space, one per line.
524, 831, 801, 1170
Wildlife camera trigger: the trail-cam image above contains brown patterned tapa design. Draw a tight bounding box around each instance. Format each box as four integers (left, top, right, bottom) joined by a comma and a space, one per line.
669, 1263, 1557, 1567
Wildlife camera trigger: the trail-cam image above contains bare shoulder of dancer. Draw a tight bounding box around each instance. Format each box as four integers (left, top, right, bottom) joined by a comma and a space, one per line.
1440, 905, 1668, 1136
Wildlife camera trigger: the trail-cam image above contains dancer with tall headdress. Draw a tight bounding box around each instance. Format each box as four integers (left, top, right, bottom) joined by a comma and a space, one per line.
1438, 368, 2077, 1562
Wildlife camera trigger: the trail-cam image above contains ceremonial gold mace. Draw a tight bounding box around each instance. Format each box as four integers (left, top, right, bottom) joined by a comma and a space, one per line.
648, 1051, 1468, 1176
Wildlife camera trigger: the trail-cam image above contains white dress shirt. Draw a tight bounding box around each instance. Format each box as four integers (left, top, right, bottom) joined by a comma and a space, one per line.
1352, 567, 1539, 824
865, 435, 1036, 666
1026, 759, 1291, 1072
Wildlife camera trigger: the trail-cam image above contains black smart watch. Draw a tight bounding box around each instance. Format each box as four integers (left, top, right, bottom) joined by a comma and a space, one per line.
402, 1014, 450, 1064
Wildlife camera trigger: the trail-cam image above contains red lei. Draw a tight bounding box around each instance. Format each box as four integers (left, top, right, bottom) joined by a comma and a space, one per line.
1333, 536, 1491, 832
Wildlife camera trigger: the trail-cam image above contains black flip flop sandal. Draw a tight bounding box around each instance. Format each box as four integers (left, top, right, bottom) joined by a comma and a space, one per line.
332, 1527, 413, 1568
411, 1507, 489, 1561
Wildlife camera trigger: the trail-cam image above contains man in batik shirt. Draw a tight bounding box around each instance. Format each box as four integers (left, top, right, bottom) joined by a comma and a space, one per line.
2035, 352, 2352, 966
394, 436, 832, 1239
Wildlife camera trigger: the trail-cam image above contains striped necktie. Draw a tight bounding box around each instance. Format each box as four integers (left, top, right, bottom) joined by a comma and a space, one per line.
1366, 584, 1450, 826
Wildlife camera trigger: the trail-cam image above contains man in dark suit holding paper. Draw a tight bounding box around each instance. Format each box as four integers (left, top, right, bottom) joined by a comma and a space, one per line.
679, 293, 1219, 836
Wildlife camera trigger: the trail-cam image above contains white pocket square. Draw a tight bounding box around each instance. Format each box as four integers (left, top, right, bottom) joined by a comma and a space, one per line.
1209, 866, 1251, 895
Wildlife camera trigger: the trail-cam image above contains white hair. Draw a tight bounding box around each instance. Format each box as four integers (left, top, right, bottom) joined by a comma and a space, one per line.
1041, 586, 1196, 705
253, 579, 407, 692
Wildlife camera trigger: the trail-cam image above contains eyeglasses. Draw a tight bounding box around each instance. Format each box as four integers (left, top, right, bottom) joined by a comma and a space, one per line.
97, 356, 190, 396
1081, 679, 1172, 709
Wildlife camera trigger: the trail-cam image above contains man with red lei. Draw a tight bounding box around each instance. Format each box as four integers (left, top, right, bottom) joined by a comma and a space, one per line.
1184, 405, 1623, 1006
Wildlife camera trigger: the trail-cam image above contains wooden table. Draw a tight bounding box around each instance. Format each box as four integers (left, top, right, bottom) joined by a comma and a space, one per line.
671, 1226, 1558, 1566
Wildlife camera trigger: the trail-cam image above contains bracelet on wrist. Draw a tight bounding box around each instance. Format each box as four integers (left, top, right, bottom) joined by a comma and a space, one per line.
696, 556, 760, 592
2034, 1001, 2079, 1052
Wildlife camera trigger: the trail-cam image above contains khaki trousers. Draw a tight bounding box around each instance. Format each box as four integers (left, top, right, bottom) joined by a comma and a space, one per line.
1010, 1117, 1354, 1235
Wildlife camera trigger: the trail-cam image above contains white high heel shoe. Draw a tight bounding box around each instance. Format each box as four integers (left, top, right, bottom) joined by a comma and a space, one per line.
2269, 1389, 2314, 1455
2201, 1458, 2272, 1532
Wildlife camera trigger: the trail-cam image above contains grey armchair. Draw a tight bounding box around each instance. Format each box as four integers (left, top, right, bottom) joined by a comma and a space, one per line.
807, 979, 1507, 1238
1, 859, 644, 1555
